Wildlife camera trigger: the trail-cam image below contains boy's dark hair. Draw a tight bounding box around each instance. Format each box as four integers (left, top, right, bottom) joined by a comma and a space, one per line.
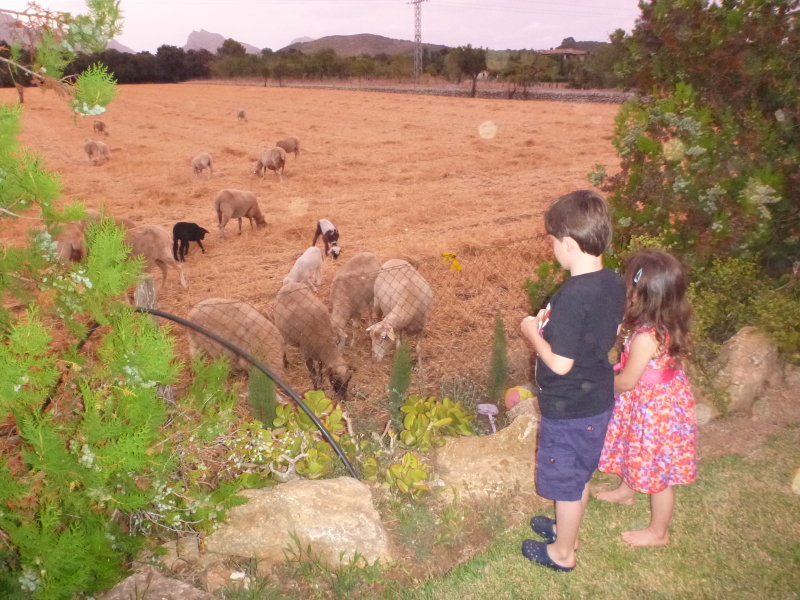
544, 190, 612, 256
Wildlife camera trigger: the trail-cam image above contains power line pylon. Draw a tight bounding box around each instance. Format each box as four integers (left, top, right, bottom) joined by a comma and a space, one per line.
408, 0, 429, 83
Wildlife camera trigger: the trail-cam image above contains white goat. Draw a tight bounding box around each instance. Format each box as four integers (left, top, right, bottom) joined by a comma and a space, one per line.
367, 259, 433, 365
330, 252, 381, 350
273, 281, 352, 400
191, 153, 213, 178
187, 298, 285, 379
213, 189, 266, 238
125, 224, 188, 288
253, 147, 286, 179
283, 246, 323, 291
84, 138, 110, 165
276, 136, 300, 159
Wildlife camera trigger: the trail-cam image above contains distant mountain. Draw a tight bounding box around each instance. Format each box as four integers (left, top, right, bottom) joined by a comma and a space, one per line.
0, 13, 23, 45
184, 29, 261, 55
107, 39, 135, 53
280, 33, 448, 57
289, 36, 315, 45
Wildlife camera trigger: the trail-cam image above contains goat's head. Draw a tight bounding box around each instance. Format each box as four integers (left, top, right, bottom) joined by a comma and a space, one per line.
329, 243, 341, 260
327, 363, 353, 400
198, 227, 210, 239
366, 322, 396, 361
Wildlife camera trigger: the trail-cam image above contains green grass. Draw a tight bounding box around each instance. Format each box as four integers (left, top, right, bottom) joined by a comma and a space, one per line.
395, 425, 800, 600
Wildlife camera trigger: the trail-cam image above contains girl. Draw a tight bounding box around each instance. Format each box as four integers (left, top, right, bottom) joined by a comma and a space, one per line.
595, 249, 697, 547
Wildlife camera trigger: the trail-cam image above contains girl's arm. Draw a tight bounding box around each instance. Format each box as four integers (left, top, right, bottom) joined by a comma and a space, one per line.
520, 312, 575, 375
614, 331, 658, 393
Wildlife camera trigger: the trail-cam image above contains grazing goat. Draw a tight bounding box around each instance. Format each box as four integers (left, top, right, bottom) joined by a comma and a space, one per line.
187, 298, 285, 378
92, 119, 108, 136
191, 153, 213, 178
283, 246, 323, 291
276, 136, 300, 159
84, 138, 110, 165
274, 281, 353, 400
312, 218, 341, 259
213, 189, 266, 238
125, 224, 188, 288
367, 259, 433, 366
253, 147, 286, 179
237, 108, 247, 122
55, 224, 87, 263
330, 252, 381, 350
172, 222, 209, 262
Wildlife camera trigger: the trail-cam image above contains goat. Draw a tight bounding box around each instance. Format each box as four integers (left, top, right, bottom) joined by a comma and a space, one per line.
92, 119, 108, 136
276, 136, 300, 159
237, 108, 247, 122
213, 189, 266, 238
330, 252, 381, 350
125, 224, 188, 288
253, 147, 286, 179
366, 259, 433, 366
274, 281, 353, 401
55, 224, 87, 263
187, 298, 285, 379
283, 246, 323, 291
191, 153, 213, 178
172, 222, 209, 262
84, 138, 110, 165
312, 218, 341, 259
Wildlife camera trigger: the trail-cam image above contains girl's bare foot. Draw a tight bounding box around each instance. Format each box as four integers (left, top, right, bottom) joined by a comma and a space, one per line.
593, 485, 636, 505
621, 528, 669, 547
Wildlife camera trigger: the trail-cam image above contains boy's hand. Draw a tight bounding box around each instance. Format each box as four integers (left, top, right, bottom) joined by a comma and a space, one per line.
521, 314, 542, 340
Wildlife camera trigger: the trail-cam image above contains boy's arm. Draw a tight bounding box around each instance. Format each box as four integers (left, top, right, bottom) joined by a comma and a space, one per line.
520, 313, 575, 375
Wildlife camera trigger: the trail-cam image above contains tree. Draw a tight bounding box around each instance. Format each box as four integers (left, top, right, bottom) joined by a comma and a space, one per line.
502, 51, 557, 98
217, 38, 246, 58
452, 44, 487, 97
155, 45, 186, 83
596, 0, 800, 271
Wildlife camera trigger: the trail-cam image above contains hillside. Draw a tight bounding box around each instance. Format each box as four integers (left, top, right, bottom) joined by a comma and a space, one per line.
281, 33, 448, 57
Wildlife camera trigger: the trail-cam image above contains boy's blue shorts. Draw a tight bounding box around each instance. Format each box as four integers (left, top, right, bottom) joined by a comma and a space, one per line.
535, 408, 613, 502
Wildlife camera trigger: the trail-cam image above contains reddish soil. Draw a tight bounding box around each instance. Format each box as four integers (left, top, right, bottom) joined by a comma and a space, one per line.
2, 82, 622, 426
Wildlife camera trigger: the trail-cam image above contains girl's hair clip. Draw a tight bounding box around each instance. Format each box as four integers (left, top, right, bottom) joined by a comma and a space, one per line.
633, 267, 643, 284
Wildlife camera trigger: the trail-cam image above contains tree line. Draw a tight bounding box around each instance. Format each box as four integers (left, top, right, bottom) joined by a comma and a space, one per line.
0, 35, 629, 93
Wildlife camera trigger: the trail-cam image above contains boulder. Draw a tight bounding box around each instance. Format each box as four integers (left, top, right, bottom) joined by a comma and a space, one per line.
433, 414, 539, 503
99, 571, 213, 600
203, 477, 391, 569
713, 326, 780, 414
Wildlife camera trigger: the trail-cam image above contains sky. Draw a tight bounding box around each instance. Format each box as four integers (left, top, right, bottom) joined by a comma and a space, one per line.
5, 0, 643, 54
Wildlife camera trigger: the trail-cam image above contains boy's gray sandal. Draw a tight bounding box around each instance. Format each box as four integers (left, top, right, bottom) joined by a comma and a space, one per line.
530, 515, 557, 544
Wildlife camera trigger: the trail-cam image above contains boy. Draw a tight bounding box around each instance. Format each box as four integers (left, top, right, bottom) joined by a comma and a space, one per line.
520, 189, 625, 572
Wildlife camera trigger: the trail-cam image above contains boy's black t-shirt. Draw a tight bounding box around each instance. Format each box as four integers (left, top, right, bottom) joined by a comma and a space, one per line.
535, 267, 626, 419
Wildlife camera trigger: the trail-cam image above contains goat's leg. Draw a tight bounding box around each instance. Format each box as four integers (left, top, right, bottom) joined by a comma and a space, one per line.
180, 239, 189, 261
196, 239, 205, 254
237, 218, 243, 235
306, 358, 322, 390
174, 262, 188, 288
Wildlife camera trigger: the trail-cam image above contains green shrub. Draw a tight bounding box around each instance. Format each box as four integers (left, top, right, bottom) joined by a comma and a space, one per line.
486, 312, 508, 402
398, 395, 474, 452
387, 343, 413, 429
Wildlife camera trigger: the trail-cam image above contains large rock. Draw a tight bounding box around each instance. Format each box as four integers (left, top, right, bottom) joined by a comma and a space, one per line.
713, 326, 780, 414
433, 414, 539, 502
203, 477, 391, 568
99, 571, 213, 600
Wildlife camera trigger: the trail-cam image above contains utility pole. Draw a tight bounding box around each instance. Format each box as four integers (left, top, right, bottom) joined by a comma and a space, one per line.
408, 0, 429, 83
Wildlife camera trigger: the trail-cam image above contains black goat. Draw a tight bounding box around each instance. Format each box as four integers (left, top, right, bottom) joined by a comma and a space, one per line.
172, 222, 209, 262
312, 218, 341, 259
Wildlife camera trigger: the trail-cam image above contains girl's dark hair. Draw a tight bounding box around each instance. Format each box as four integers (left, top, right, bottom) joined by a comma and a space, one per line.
622, 249, 692, 361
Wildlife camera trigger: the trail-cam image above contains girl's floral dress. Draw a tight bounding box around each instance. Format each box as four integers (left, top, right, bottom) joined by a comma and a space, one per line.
598, 326, 697, 493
